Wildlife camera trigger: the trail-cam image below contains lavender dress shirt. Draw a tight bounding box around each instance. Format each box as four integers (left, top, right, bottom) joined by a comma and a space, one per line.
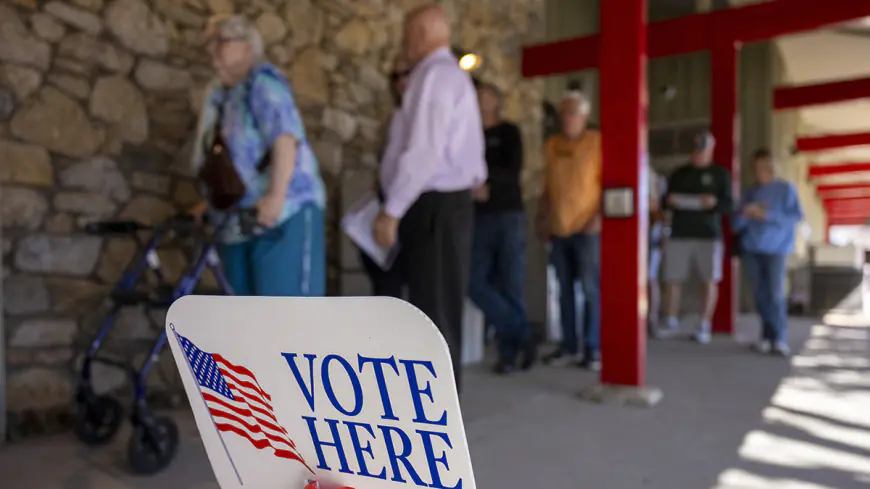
379, 47, 488, 219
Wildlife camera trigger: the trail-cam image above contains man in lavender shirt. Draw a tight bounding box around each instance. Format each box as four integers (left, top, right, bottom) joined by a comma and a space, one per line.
372, 4, 487, 393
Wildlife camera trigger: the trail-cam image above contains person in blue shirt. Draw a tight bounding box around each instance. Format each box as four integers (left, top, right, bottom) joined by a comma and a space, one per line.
734, 148, 803, 357
190, 15, 326, 296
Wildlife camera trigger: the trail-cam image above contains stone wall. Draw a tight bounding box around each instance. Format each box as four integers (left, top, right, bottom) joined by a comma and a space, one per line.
0, 0, 545, 436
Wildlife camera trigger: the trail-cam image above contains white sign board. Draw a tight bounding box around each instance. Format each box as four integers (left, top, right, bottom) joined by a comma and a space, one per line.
166, 296, 474, 489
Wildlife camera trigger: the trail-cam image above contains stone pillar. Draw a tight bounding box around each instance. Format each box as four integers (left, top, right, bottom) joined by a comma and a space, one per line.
1, 183, 5, 444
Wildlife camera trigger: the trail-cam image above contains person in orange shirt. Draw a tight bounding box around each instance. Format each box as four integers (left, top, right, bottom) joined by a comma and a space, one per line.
536, 91, 602, 371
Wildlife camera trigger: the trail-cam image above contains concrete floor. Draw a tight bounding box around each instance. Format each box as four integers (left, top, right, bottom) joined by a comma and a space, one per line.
2, 315, 870, 489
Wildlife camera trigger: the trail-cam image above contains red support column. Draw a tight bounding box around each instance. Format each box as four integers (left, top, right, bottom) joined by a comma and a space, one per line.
599, 0, 647, 386
710, 41, 740, 335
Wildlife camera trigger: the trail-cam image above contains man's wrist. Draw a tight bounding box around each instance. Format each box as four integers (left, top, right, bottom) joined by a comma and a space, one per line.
379, 210, 399, 222
382, 199, 405, 221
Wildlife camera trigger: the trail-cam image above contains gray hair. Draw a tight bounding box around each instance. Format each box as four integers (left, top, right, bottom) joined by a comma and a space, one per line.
208, 15, 264, 61
561, 90, 592, 116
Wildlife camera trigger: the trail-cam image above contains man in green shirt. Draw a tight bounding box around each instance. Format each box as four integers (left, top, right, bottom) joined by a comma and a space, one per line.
658, 131, 733, 344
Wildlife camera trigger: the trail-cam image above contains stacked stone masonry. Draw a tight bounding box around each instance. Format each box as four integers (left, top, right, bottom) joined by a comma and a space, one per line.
0, 0, 545, 436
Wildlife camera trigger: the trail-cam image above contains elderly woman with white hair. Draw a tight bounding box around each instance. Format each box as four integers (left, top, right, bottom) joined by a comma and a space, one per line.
190, 15, 326, 296
734, 148, 803, 357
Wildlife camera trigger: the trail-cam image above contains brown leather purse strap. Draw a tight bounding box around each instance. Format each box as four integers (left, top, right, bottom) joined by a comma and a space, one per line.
205, 74, 273, 172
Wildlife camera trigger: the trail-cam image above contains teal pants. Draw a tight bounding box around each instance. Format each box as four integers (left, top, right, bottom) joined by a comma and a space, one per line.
217, 204, 326, 296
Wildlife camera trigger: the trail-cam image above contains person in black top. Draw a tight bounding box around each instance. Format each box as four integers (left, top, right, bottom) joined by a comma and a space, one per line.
358, 56, 410, 298
658, 130, 733, 344
469, 82, 535, 374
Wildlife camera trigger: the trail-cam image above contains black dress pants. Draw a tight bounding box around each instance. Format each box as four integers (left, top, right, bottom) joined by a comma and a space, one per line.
398, 189, 473, 394
360, 249, 404, 298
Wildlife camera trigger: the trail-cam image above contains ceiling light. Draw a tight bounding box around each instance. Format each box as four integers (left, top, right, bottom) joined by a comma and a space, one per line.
459, 53, 480, 71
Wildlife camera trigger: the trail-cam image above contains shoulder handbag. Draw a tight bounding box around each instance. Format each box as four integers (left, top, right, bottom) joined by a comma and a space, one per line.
197, 77, 273, 212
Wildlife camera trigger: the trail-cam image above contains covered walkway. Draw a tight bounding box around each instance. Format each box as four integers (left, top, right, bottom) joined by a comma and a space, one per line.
3, 315, 869, 489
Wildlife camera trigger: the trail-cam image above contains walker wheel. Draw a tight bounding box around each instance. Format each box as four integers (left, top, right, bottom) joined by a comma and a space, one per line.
73, 395, 123, 446
128, 416, 179, 475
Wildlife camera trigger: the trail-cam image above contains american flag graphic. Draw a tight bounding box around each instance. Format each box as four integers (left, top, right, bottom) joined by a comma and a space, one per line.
176, 332, 313, 473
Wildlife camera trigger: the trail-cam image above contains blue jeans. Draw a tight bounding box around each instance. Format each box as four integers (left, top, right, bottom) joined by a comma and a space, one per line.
742, 252, 788, 343
550, 233, 600, 355
217, 203, 326, 296
468, 212, 530, 362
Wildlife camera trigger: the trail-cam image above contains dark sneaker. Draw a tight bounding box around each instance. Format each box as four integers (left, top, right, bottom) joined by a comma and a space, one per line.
647, 319, 660, 339
492, 360, 516, 375
542, 348, 579, 367
519, 339, 538, 370
575, 351, 601, 372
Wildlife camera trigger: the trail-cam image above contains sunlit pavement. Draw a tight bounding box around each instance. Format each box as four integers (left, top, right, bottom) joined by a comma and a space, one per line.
2, 315, 869, 489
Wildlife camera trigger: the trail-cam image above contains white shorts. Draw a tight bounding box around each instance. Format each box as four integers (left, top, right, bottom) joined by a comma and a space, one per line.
663, 239, 723, 284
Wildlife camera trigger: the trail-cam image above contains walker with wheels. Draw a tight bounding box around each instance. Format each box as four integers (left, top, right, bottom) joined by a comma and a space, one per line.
71, 212, 257, 475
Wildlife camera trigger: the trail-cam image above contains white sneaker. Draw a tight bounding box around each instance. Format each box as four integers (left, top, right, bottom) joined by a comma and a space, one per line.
692, 330, 711, 345
655, 317, 680, 338
752, 340, 772, 354
773, 342, 791, 357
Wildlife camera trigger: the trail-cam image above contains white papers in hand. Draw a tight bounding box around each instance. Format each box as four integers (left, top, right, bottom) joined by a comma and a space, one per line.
670, 195, 704, 210
341, 194, 400, 270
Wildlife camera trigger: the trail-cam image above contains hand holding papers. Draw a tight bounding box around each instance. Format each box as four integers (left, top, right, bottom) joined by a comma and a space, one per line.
669, 193, 717, 211
742, 202, 766, 220
341, 194, 399, 270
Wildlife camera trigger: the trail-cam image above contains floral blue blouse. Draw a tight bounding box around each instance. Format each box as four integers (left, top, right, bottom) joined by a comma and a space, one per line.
193, 63, 326, 243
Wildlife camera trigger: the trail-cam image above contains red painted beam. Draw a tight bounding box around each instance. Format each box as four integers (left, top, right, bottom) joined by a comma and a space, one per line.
720, 0, 870, 44
824, 208, 870, 220
797, 132, 870, 152
826, 213, 870, 222
826, 211, 870, 219
521, 36, 600, 77
817, 183, 870, 200
825, 197, 870, 209
817, 183, 870, 193
828, 217, 870, 226
710, 42, 739, 336
521, 0, 870, 77
820, 190, 870, 200
598, 0, 647, 387
827, 208, 870, 213
774, 76, 870, 110
808, 162, 870, 178
827, 208, 870, 215
827, 214, 870, 221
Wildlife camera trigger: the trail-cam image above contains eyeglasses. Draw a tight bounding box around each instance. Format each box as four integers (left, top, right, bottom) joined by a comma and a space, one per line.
390, 70, 410, 82
205, 35, 246, 48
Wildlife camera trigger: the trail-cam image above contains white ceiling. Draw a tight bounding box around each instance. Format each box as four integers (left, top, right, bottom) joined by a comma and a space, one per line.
727, 1, 870, 187
776, 29, 870, 178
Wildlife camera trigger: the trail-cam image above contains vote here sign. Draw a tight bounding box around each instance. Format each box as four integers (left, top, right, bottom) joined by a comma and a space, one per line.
165, 296, 474, 489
